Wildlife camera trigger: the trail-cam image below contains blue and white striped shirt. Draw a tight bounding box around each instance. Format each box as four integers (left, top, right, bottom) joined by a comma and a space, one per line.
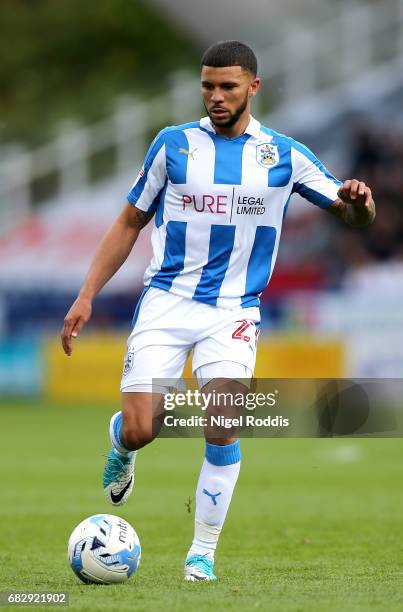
127, 115, 341, 309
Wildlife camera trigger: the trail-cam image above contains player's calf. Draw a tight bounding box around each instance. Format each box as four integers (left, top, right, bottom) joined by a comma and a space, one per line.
120, 390, 165, 451
120, 420, 155, 451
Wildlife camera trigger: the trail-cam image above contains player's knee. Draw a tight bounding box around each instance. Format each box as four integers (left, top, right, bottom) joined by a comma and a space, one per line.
205, 436, 238, 445
121, 421, 154, 450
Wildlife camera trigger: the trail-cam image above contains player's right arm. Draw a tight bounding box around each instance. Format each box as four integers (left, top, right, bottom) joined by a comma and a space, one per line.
61, 203, 153, 356
61, 128, 168, 355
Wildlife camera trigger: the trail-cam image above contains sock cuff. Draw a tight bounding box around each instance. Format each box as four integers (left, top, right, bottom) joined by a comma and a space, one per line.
205, 440, 241, 466
113, 412, 123, 445
110, 411, 131, 454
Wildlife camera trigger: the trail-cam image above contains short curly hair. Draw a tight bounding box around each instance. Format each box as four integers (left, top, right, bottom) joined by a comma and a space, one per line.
201, 40, 258, 77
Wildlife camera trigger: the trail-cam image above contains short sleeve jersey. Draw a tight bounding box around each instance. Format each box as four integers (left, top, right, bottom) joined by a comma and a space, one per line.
127, 115, 341, 309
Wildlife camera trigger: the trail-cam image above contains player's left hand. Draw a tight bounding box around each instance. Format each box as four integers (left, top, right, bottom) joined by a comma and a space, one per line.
337, 179, 372, 209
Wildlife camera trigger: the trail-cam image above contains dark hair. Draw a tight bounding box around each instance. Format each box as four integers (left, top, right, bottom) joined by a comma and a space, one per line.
201, 40, 258, 76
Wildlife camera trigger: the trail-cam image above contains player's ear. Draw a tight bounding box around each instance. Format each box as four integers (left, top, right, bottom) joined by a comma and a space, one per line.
250, 78, 260, 97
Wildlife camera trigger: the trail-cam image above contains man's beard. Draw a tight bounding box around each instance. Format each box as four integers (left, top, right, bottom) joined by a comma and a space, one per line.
206, 93, 249, 128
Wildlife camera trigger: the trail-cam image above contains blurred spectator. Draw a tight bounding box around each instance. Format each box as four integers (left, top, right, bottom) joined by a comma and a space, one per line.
265, 122, 403, 301
338, 124, 403, 285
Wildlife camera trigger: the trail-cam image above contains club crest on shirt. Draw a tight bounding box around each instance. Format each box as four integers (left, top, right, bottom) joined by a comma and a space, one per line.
256, 143, 279, 168
123, 351, 134, 376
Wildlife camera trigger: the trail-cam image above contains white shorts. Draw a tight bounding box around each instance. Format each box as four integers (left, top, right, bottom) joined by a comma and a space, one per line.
120, 287, 260, 393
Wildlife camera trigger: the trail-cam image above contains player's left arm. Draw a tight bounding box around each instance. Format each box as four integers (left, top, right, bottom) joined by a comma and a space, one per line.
327, 179, 376, 228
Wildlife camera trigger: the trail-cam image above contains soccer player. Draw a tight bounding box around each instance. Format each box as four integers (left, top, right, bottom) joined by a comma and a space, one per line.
61, 41, 375, 581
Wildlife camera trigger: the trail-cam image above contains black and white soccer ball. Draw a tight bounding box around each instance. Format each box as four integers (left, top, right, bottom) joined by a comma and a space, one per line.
67, 514, 141, 584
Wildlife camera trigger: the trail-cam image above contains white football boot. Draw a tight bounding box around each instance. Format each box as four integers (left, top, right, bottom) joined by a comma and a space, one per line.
103, 411, 136, 506
184, 555, 217, 581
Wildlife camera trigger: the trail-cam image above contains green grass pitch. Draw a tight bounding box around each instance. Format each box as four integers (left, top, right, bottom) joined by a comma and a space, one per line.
1, 401, 403, 611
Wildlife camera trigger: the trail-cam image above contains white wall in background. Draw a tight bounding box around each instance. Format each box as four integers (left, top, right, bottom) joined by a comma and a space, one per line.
150, 0, 335, 47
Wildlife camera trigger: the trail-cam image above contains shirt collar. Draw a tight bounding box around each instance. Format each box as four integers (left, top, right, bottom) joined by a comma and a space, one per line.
200, 115, 261, 139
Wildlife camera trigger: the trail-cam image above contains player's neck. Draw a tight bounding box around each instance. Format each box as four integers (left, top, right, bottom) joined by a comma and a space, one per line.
213, 112, 251, 139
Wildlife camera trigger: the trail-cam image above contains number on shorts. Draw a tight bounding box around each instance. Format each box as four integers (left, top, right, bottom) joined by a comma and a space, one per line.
232, 320, 252, 342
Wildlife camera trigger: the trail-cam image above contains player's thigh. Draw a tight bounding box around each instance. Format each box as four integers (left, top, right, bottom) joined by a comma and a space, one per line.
195, 365, 251, 445
121, 342, 190, 393
195, 360, 253, 388
193, 316, 260, 379
193, 311, 260, 444
120, 341, 190, 444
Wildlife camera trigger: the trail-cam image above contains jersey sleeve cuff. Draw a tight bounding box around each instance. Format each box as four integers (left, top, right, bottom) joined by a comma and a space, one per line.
127, 191, 147, 210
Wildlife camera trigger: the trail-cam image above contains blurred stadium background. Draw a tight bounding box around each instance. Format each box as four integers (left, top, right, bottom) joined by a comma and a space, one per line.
1, 0, 403, 403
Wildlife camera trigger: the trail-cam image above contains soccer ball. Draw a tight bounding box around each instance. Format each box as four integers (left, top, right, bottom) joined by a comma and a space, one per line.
67, 514, 141, 584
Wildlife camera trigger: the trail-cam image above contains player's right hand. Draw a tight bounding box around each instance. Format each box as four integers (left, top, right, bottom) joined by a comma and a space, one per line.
61, 297, 92, 356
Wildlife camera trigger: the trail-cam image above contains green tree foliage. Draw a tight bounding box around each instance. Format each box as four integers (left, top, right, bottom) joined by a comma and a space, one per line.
0, 0, 198, 146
